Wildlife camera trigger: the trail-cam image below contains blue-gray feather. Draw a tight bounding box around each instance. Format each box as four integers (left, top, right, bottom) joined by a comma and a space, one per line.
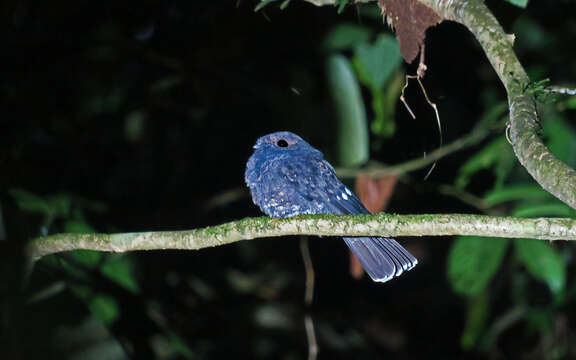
245, 131, 417, 283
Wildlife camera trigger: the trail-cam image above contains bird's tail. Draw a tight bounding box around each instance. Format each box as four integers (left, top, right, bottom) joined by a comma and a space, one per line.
343, 237, 417, 283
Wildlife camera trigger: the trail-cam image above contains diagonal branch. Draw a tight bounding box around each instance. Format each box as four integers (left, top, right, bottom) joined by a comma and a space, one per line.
336, 109, 503, 178
303, 0, 576, 209
30, 214, 576, 260
421, 0, 576, 209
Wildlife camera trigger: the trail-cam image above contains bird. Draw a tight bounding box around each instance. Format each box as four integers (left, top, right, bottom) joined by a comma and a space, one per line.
245, 131, 417, 283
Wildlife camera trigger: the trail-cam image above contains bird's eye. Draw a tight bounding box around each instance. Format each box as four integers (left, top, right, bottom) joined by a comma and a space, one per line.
276, 139, 289, 148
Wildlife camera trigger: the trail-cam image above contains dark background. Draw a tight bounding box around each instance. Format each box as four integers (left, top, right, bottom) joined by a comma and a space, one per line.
1, 0, 576, 359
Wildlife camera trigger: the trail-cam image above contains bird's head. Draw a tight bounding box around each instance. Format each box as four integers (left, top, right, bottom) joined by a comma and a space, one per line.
252, 131, 323, 159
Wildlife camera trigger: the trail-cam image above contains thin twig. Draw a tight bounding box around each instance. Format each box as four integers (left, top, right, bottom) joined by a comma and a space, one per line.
299, 237, 315, 306
336, 118, 496, 179
436, 184, 491, 212
398, 73, 443, 180
300, 237, 318, 360
417, 43, 427, 79
548, 86, 576, 95
304, 314, 319, 360
400, 75, 417, 120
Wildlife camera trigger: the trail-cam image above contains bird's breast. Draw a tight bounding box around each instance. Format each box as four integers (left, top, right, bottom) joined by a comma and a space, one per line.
247, 157, 326, 218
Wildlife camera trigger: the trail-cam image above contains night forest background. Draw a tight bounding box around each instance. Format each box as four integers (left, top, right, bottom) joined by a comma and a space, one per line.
2, 0, 576, 359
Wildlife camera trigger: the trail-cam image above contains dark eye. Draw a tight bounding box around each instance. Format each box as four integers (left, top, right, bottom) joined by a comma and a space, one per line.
276, 139, 288, 148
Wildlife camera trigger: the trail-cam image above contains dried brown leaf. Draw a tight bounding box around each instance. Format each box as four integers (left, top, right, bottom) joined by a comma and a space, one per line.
378, 0, 442, 63
355, 173, 398, 214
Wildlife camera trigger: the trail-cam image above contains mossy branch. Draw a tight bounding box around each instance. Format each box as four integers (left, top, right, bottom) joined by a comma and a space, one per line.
303, 0, 576, 209
423, 0, 576, 209
31, 214, 576, 260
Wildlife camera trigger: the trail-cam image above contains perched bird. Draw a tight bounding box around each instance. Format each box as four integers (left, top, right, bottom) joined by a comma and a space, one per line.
245, 131, 417, 283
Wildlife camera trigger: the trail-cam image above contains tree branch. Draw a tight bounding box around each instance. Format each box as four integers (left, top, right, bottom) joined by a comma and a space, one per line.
336, 108, 503, 178
424, 0, 576, 209
305, 0, 576, 209
30, 214, 576, 260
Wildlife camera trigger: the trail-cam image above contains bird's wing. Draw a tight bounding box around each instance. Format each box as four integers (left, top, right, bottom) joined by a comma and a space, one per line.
290, 158, 418, 282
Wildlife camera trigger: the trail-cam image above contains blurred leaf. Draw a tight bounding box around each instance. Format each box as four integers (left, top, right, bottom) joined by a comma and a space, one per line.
65, 219, 96, 233
477, 102, 508, 128
27, 281, 67, 304
323, 24, 373, 52
513, 17, 549, 51
355, 174, 397, 213
125, 110, 147, 143
335, 0, 350, 13
504, 0, 528, 8
370, 70, 403, 137
101, 255, 140, 294
461, 292, 489, 350
88, 295, 120, 326
9, 189, 71, 218
71, 285, 120, 326
515, 239, 565, 296
254, 0, 279, 11
151, 332, 195, 359
448, 236, 509, 296
52, 317, 126, 360
479, 305, 526, 351
150, 75, 182, 93
83, 86, 125, 118
513, 202, 575, 218
68, 250, 106, 269
566, 95, 576, 109
353, 34, 402, 90
9, 189, 51, 213
543, 116, 576, 167
484, 185, 553, 206
351, 34, 402, 137
327, 54, 369, 167
456, 136, 515, 189
524, 307, 554, 333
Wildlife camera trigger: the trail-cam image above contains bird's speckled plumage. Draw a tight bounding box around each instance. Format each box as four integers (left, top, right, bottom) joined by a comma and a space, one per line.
245, 131, 417, 283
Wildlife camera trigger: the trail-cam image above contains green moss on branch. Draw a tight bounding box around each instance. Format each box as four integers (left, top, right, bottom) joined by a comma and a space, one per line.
30, 213, 576, 260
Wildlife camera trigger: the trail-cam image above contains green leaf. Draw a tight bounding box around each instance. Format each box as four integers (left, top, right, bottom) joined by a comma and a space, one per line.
504, 0, 528, 9
566, 95, 576, 109
51, 317, 127, 360
65, 219, 96, 233
483, 185, 553, 206
88, 295, 120, 326
515, 239, 565, 295
9, 188, 52, 214
254, 0, 278, 11
353, 34, 402, 89
323, 24, 373, 52
151, 332, 195, 358
524, 307, 554, 333
513, 202, 575, 218
101, 255, 140, 294
70, 285, 120, 326
124, 110, 146, 143
68, 250, 106, 269
326, 54, 369, 167
448, 236, 509, 296
461, 292, 490, 350
455, 136, 515, 189
335, 0, 350, 13
370, 70, 403, 137
543, 116, 576, 167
